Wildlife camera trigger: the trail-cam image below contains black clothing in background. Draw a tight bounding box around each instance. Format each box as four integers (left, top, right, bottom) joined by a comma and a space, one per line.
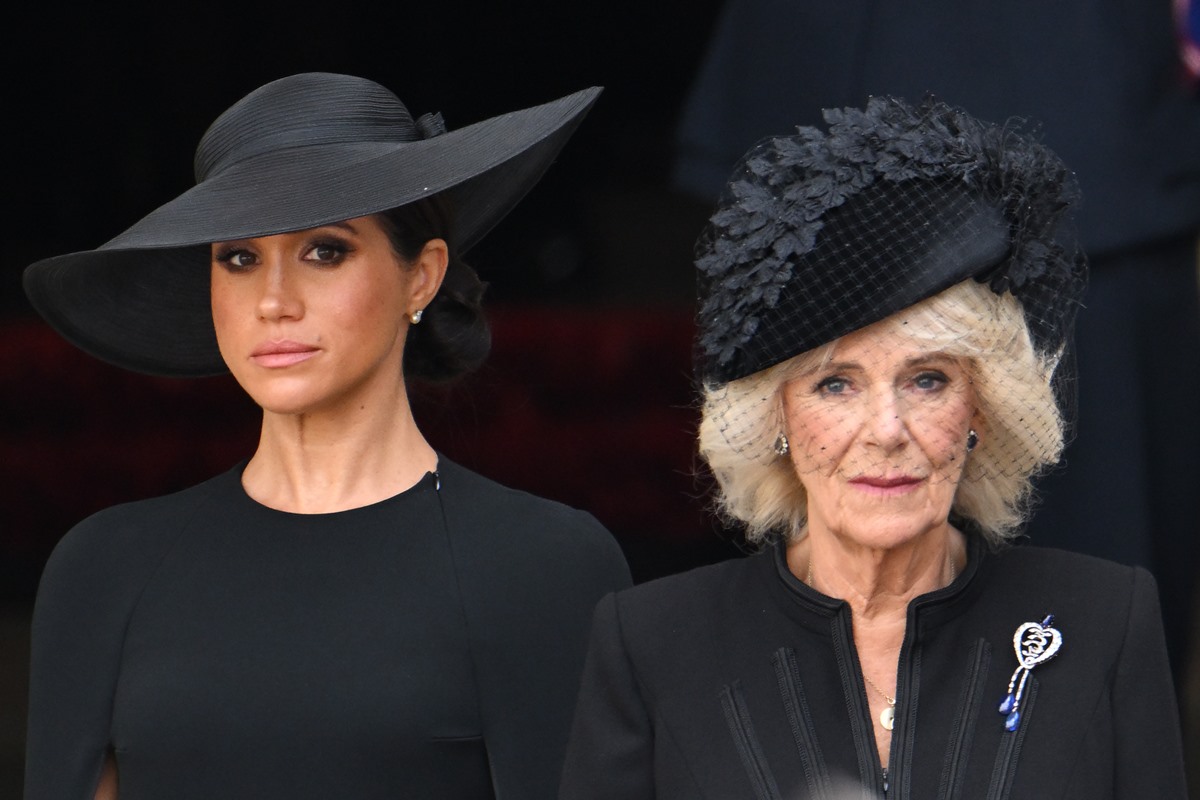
560, 541, 1186, 799
672, 0, 1200, 681
674, 0, 1200, 255
26, 458, 631, 800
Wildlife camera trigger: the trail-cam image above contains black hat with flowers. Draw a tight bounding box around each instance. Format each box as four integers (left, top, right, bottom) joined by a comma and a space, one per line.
694, 96, 1087, 386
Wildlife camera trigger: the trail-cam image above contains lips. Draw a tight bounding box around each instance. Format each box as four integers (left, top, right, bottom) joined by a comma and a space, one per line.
849, 475, 923, 495
250, 340, 319, 368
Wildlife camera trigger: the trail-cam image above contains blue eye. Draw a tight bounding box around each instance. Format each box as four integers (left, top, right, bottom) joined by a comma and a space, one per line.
913, 371, 949, 391
816, 376, 849, 395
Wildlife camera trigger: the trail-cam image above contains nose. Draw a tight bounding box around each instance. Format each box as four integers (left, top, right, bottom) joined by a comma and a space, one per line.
256, 257, 303, 322
863, 387, 909, 450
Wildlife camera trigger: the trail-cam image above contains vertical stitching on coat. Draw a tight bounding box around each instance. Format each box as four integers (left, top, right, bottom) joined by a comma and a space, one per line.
831, 616, 881, 796
936, 639, 991, 800
893, 646, 922, 800
985, 676, 1038, 800
720, 680, 783, 800
773, 647, 834, 800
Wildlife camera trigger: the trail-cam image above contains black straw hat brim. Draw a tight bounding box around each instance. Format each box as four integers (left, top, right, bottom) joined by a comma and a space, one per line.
24, 85, 602, 377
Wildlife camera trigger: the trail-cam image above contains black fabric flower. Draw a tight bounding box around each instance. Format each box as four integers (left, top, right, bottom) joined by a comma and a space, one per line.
695, 96, 1086, 384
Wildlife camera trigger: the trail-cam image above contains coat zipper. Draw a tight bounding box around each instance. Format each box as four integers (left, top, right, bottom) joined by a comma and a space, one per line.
830, 613, 887, 799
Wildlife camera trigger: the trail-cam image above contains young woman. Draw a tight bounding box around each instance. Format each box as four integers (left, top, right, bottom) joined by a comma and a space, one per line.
23, 72, 630, 800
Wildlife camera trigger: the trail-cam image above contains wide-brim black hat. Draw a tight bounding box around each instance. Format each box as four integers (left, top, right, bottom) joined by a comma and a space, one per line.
24, 73, 601, 377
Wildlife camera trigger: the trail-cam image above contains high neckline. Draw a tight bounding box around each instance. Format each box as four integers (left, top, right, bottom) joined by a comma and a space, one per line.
223, 459, 441, 520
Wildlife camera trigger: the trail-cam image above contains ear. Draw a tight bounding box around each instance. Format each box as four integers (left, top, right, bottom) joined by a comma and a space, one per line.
407, 238, 449, 311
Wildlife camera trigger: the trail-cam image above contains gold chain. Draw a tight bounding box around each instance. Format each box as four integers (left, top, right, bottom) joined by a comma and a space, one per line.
806, 544, 959, 717
862, 673, 896, 705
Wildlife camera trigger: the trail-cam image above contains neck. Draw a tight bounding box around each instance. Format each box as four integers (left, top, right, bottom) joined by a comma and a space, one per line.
789, 522, 962, 623
242, 383, 436, 514
790, 521, 964, 771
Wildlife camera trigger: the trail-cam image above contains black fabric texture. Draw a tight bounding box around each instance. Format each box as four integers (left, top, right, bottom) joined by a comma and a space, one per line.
559, 539, 1185, 799
692, 97, 1085, 386
673, 0, 1200, 258
25, 458, 631, 799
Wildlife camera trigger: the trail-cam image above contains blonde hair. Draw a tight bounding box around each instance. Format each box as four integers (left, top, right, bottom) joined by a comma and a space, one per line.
698, 280, 1065, 546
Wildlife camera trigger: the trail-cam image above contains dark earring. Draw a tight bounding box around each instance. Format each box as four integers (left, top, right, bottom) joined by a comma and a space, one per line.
773, 433, 790, 457
966, 429, 979, 452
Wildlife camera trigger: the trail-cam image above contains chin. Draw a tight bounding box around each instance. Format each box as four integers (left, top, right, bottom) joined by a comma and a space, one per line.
236, 378, 330, 417
837, 509, 949, 551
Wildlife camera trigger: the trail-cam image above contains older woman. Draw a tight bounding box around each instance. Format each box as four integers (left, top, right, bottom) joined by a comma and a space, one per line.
23, 73, 630, 800
559, 98, 1185, 798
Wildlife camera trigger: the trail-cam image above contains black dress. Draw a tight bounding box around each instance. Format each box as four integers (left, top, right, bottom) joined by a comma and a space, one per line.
560, 537, 1186, 799
25, 458, 631, 799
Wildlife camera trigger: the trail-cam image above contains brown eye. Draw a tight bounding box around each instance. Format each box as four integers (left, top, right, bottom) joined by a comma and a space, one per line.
305, 241, 350, 264
215, 248, 257, 271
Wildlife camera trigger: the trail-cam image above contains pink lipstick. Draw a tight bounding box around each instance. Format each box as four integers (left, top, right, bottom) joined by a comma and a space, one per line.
250, 340, 319, 368
849, 475, 923, 496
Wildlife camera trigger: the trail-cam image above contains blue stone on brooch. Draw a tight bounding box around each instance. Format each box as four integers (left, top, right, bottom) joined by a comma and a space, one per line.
999, 614, 1062, 732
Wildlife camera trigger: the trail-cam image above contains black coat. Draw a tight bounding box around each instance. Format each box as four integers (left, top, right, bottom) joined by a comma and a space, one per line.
560, 539, 1185, 799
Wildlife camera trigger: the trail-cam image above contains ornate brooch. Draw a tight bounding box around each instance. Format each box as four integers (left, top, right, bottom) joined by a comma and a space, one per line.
998, 614, 1062, 731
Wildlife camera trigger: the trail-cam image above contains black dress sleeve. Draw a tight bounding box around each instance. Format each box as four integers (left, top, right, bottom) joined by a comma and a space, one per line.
1112, 567, 1187, 798
559, 592, 657, 800
24, 505, 177, 800
436, 462, 633, 800
473, 509, 631, 800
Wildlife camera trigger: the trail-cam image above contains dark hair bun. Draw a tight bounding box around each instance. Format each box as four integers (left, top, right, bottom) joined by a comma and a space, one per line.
404, 259, 491, 381
378, 199, 491, 382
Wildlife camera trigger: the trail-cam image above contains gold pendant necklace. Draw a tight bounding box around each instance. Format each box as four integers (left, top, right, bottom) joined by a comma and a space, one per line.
863, 674, 897, 731
806, 543, 958, 732
880, 706, 895, 731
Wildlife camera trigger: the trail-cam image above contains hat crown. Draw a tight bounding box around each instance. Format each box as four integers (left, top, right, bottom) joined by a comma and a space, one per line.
694, 96, 1085, 386
194, 73, 420, 183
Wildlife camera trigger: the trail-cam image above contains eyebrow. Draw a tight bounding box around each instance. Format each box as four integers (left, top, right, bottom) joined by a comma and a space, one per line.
317, 221, 358, 234
212, 220, 360, 248
802, 352, 959, 375
905, 352, 959, 368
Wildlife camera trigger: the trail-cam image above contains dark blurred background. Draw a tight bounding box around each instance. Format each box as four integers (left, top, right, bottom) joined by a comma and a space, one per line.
4, 2, 1199, 797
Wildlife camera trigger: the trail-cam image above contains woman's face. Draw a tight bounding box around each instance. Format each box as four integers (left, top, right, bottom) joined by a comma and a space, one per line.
210, 214, 445, 416
781, 318, 978, 550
